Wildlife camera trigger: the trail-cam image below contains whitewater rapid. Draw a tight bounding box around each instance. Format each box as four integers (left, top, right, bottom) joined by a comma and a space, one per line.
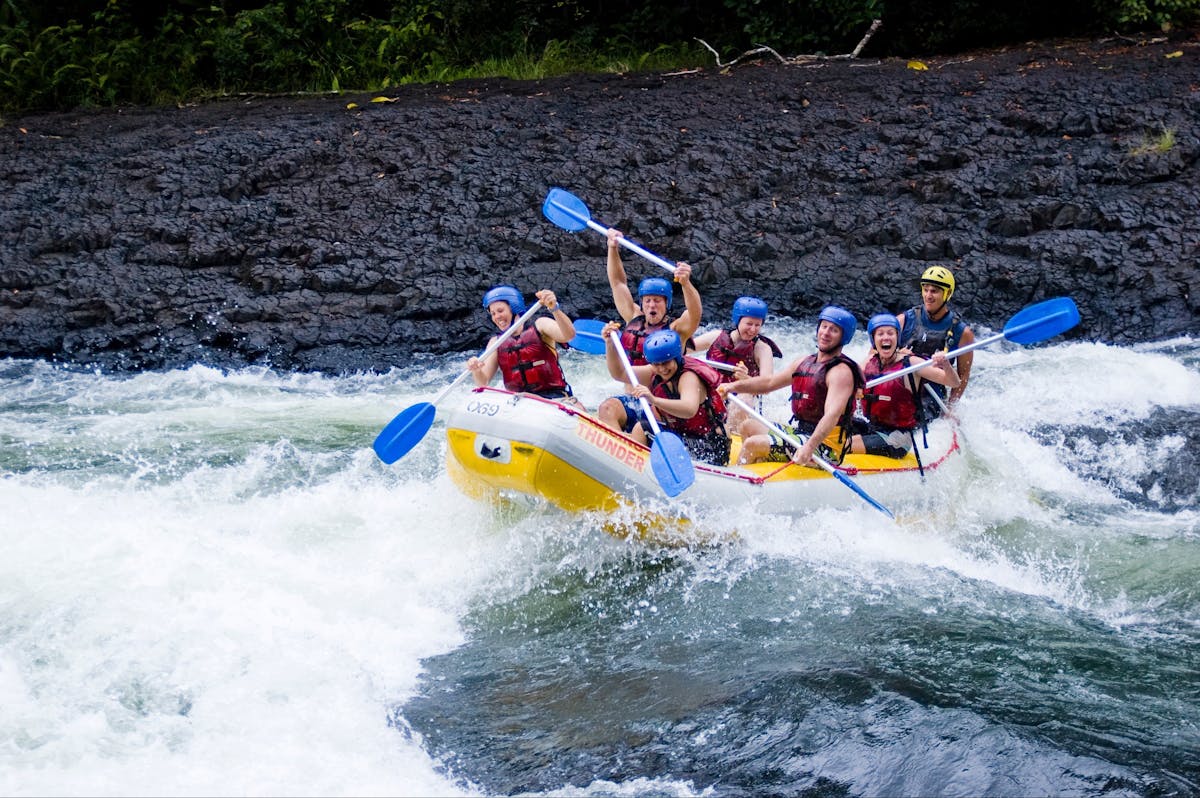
1, 323, 1197, 796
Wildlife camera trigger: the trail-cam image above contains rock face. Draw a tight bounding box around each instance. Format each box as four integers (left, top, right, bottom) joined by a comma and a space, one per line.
1, 34, 1198, 373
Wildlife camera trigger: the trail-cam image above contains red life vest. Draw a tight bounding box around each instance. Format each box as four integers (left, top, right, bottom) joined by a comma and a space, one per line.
705, 329, 783, 382
620, 315, 696, 366
789, 353, 864, 431
496, 325, 568, 394
650, 357, 728, 438
862, 354, 919, 430
620, 315, 673, 366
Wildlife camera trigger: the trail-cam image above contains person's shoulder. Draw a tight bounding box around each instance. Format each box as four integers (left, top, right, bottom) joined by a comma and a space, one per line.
783, 354, 807, 371
826, 359, 856, 382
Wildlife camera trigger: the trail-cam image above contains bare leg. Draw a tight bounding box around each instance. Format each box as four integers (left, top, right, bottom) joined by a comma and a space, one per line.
737, 433, 772, 464
597, 396, 628, 433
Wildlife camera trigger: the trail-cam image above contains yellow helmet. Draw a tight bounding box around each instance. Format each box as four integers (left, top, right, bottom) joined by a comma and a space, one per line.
920, 265, 956, 301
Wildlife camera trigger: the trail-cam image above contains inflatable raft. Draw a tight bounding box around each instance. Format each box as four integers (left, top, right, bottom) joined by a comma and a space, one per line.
443, 387, 962, 534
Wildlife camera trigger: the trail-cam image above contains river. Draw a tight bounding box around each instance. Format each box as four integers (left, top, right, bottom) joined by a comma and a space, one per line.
1, 319, 1197, 796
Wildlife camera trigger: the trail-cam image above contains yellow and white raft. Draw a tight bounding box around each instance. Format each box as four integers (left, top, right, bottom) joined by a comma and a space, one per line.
444, 387, 963, 534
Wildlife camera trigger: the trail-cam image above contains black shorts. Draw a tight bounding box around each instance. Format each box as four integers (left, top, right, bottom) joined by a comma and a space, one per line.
614, 394, 651, 434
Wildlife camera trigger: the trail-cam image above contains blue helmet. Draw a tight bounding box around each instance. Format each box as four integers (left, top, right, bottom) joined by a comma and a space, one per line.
637, 277, 673, 309
867, 313, 900, 338
817, 305, 857, 347
482, 285, 525, 315
730, 296, 768, 328
643, 329, 683, 364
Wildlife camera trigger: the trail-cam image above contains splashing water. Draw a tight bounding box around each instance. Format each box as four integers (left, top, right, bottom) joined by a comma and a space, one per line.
1, 326, 1197, 796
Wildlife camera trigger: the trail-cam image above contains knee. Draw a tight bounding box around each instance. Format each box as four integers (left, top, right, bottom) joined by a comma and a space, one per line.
598, 397, 626, 429
738, 434, 769, 463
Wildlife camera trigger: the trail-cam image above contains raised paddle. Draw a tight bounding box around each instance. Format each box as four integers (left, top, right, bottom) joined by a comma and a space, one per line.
542, 187, 678, 275
608, 329, 695, 497
372, 299, 545, 464
865, 296, 1081, 389
723, 393, 895, 519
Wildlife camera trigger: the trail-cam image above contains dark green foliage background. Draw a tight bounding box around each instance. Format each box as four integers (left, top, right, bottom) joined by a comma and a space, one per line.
1, 0, 1196, 113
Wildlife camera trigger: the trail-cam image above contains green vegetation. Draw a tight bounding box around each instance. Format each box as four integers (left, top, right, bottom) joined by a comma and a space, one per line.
1129, 126, 1178, 156
2, 0, 1198, 115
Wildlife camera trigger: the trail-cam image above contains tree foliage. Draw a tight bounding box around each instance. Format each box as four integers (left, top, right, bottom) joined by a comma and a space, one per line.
2, 0, 1197, 113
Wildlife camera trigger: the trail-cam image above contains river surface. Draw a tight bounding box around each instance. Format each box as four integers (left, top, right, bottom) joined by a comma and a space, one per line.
2, 319, 1198, 797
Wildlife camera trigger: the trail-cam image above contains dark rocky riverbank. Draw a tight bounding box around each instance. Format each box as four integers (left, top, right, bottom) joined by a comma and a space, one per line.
2, 32, 1198, 373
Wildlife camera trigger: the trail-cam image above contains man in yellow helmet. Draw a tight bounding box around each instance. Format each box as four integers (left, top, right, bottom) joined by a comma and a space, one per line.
897, 265, 975, 417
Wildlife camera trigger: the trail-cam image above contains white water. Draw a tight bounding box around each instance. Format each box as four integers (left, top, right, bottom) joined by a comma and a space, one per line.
1, 324, 1197, 796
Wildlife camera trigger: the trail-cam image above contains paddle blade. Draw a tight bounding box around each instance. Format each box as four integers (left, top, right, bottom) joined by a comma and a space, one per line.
372, 402, 436, 464
1002, 297, 1080, 345
649, 431, 696, 497
568, 319, 608, 355
831, 470, 895, 519
541, 187, 590, 232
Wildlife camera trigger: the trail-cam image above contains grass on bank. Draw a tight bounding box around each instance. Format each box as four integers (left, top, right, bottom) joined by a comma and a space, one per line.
0, 28, 713, 118
1128, 126, 1177, 156
395, 40, 708, 86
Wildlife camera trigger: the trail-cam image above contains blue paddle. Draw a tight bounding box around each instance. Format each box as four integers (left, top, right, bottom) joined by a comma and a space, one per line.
608, 330, 695, 497
373, 300, 545, 464
866, 296, 1081, 389
724, 393, 895, 519
568, 318, 609, 355
542, 187, 678, 275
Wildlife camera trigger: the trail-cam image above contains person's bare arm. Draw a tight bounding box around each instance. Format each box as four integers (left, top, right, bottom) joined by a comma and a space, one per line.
632, 370, 703, 422
671, 262, 702, 341
606, 229, 640, 323
950, 326, 975, 403
793, 363, 854, 466
689, 328, 720, 352
720, 357, 798, 397
916, 351, 961, 388
467, 338, 500, 386
533, 289, 574, 343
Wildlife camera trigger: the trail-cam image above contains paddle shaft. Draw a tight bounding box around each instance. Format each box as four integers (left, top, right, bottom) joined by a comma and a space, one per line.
724, 393, 838, 477
863, 331, 996, 390
547, 197, 677, 275
608, 330, 666, 436
437, 300, 546, 403
725, 392, 894, 518
694, 356, 737, 372
865, 303, 1077, 389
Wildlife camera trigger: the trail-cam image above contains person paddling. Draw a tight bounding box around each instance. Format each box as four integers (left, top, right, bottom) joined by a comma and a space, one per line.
468, 285, 584, 408
897, 265, 975, 416
718, 306, 864, 467
849, 313, 960, 458
604, 227, 702, 362
601, 323, 731, 466
597, 227, 703, 434
690, 295, 783, 436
